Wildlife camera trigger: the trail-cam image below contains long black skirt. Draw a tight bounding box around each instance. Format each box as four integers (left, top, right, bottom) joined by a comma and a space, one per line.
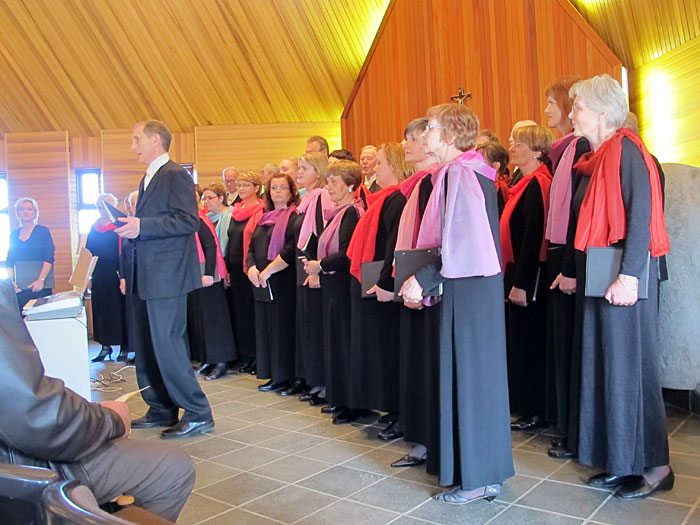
321, 271, 352, 407
187, 281, 237, 364
91, 269, 127, 346
399, 302, 441, 476
255, 267, 296, 382
227, 267, 256, 358
295, 284, 325, 386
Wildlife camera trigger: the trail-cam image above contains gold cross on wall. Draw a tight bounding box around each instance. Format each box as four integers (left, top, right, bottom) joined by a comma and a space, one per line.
450, 87, 471, 105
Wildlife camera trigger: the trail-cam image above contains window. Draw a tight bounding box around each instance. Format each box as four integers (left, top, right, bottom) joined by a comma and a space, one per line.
181, 163, 197, 183
0, 173, 9, 277
77, 169, 102, 234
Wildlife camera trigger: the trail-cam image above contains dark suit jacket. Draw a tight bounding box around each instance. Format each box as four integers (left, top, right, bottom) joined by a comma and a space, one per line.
134, 160, 201, 300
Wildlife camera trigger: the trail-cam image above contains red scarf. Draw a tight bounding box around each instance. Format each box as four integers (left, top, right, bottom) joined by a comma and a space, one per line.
232, 200, 265, 273
574, 128, 669, 256
347, 185, 400, 282
499, 163, 552, 267
494, 174, 510, 206
195, 210, 228, 280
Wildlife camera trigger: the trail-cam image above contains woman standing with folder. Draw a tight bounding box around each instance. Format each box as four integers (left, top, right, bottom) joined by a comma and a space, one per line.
551, 75, 672, 499
400, 104, 513, 505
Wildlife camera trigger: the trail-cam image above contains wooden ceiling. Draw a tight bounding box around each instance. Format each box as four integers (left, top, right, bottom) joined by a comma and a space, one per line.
569, 0, 700, 70
0, 0, 389, 136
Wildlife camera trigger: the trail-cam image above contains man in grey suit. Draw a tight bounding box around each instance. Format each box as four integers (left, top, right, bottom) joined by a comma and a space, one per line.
116, 120, 213, 439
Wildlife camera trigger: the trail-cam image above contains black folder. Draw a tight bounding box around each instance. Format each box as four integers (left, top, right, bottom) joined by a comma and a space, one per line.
252, 281, 274, 303
102, 201, 127, 226
393, 247, 442, 302
14, 261, 55, 289
360, 260, 385, 298
585, 246, 649, 299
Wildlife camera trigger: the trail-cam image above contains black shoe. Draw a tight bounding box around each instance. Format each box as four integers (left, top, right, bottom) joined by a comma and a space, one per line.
615, 469, 674, 499
126, 357, 136, 365
115, 349, 129, 362
587, 473, 639, 489
197, 363, 214, 376
551, 437, 565, 448
239, 360, 256, 373
205, 363, 229, 381
280, 379, 306, 396
378, 412, 398, 424
161, 419, 215, 439
259, 380, 288, 392
510, 415, 545, 431
308, 393, 328, 406
378, 421, 404, 440
333, 408, 371, 425
391, 454, 427, 468
132, 413, 178, 429
91, 345, 113, 363
548, 444, 576, 459
299, 392, 315, 402
321, 405, 341, 414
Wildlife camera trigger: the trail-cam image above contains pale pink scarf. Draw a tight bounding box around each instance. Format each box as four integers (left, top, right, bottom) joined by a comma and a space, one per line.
297, 188, 334, 250
545, 137, 579, 244
317, 199, 365, 266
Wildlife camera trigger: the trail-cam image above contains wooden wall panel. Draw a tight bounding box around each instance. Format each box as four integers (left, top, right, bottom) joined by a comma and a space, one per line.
70, 136, 101, 168
342, 0, 622, 153
101, 129, 143, 207
6, 131, 73, 291
195, 122, 341, 186
170, 133, 195, 165
629, 35, 700, 167
0, 138, 5, 172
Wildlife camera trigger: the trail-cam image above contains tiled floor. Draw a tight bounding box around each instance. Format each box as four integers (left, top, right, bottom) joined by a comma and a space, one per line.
90, 350, 700, 525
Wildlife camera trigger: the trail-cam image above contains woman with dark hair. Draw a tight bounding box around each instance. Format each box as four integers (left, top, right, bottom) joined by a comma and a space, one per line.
542, 76, 591, 459
328, 149, 356, 163
225, 171, 265, 374
552, 74, 671, 499
248, 174, 301, 393
293, 152, 330, 401
303, 160, 364, 422
501, 124, 554, 431
401, 104, 513, 504
345, 143, 413, 431
478, 141, 511, 215
87, 193, 129, 362
187, 185, 237, 380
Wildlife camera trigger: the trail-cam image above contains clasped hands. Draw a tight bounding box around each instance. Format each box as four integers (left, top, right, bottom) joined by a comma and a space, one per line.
247, 266, 271, 288
398, 275, 424, 310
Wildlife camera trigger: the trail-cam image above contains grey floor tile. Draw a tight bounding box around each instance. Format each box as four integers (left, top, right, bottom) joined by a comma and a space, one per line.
237, 392, 286, 407
299, 499, 399, 525
687, 506, 700, 525
648, 473, 700, 505
242, 484, 338, 523
213, 445, 287, 471
391, 464, 441, 487
547, 459, 606, 486
591, 494, 690, 525
201, 472, 285, 506
208, 387, 263, 402
669, 434, 700, 455
199, 382, 236, 395
220, 424, 288, 445
266, 412, 325, 431
512, 449, 566, 479
387, 518, 437, 525
516, 433, 560, 455
671, 452, 700, 478
301, 420, 363, 439
409, 497, 508, 524
211, 400, 259, 417
338, 425, 385, 445
207, 416, 254, 435
266, 397, 315, 413
495, 474, 541, 503
258, 432, 328, 454
297, 439, 374, 464
298, 465, 384, 498
350, 477, 434, 513
176, 492, 234, 525
487, 505, 583, 524
235, 406, 290, 424
674, 415, 700, 436
198, 507, 283, 524
343, 448, 404, 476
181, 435, 247, 460
250, 454, 331, 483
193, 460, 241, 490
516, 480, 608, 518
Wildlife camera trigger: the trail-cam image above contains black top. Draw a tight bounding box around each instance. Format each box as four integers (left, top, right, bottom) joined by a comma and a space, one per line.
198, 219, 217, 277
374, 191, 407, 290
225, 217, 248, 269
7, 225, 55, 267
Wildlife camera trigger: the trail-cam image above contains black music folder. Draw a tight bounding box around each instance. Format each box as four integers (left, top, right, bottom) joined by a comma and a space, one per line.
252, 281, 274, 303
360, 260, 385, 298
393, 247, 442, 301
102, 201, 127, 226
585, 246, 649, 299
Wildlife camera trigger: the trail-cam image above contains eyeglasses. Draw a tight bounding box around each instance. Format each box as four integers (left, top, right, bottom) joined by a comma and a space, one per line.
424, 123, 443, 132
236, 181, 254, 188
202, 196, 219, 201
270, 186, 289, 191
508, 141, 527, 148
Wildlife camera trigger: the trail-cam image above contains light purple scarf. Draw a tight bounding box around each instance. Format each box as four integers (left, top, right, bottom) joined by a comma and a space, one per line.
417, 150, 501, 278
545, 136, 579, 244
317, 198, 365, 265
259, 205, 296, 261
296, 188, 334, 250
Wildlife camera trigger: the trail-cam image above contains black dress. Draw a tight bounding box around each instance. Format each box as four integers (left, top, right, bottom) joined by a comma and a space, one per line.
225, 217, 257, 358
503, 176, 548, 420
568, 139, 669, 474
187, 219, 236, 364
399, 175, 441, 476
320, 208, 360, 408
415, 172, 513, 490
295, 204, 326, 386
348, 191, 405, 413
248, 213, 301, 383
7, 225, 54, 310
86, 225, 127, 348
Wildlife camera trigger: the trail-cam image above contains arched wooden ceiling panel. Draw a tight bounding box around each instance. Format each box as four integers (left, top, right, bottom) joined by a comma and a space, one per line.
0, 0, 390, 136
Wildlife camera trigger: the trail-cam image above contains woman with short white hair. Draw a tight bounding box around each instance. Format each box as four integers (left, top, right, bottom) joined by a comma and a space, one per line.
551, 74, 672, 499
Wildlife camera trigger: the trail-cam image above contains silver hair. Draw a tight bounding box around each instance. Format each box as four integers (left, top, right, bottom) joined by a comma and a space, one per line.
221, 166, 239, 178
569, 74, 628, 129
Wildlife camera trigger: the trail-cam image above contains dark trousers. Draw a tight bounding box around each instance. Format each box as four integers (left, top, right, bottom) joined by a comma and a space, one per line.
131, 276, 212, 422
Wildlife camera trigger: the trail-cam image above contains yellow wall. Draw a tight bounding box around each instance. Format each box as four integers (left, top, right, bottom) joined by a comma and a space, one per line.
629, 35, 700, 167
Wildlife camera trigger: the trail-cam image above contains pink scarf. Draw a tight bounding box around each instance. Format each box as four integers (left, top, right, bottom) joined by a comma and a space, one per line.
195, 211, 228, 280
259, 205, 297, 261
395, 169, 436, 251
417, 150, 500, 278
545, 136, 579, 244
317, 198, 365, 266
297, 188, 334, 250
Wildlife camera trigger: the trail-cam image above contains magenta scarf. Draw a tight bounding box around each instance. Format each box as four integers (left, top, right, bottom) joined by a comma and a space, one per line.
417, 150, 500, 278
545, 136, 579, 244
317, 198, 365, 265
259, 205, 296, 261
296, 188, 334, 250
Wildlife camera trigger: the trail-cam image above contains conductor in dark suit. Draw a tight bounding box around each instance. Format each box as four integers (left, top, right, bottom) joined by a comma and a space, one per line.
116, 120, 213, 439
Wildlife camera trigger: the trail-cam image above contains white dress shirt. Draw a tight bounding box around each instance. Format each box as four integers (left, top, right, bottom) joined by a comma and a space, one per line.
143, 153, 170, 190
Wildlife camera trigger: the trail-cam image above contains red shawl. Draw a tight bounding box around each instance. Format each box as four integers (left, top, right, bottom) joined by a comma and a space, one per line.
574, 128, 669, 256
494, 174, 511, 206
347, 185, 400, 282
499, 163, 553, 267
195, 210, 228, 280
232, 200, 265, 273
